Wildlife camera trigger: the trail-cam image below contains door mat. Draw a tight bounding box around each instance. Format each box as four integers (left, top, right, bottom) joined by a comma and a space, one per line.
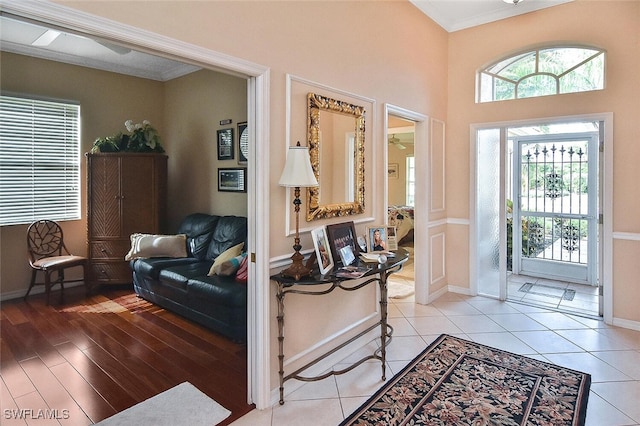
519, 282, 576, 301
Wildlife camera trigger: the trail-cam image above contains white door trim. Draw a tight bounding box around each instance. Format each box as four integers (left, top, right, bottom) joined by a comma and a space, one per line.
1, 0, 273, 409
384, 104, 429, 304
470, 112, 613, 324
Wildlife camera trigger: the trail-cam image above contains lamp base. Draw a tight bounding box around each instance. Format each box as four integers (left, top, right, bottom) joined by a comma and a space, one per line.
280, 251, 312, 281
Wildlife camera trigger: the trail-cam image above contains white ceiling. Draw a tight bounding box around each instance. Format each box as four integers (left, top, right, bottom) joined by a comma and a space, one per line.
410, 0, 572, 32
0, 15, 200, 81
0, 1, 572, 81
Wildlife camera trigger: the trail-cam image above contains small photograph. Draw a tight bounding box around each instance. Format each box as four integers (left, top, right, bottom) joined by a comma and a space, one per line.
366, 226, 389, 253
311, 226, 334, 275
326, 221, 359, 266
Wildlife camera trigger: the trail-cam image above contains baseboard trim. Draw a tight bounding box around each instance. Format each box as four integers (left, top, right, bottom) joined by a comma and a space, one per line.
1, 281, 85, 302
611, 317, 640, 331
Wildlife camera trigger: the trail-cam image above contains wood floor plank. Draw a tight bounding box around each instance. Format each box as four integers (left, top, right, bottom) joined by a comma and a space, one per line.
49, 360, 119, 424
0, 320, 38, 362
42, 311, 97, 352
13, 390, 57, 426
0, 378, 27, 426
20, 356, 111, 425
117, 310, 223, 369
53, 341, 137, 413
68, 315, 172, 395
0, 303, 29, 326
0, 338, 37, 399
81, 344, 158, 402
136, 309, 246, 374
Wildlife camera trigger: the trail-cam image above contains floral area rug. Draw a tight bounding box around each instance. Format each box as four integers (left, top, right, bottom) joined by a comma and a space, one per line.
341, 334, 590, 426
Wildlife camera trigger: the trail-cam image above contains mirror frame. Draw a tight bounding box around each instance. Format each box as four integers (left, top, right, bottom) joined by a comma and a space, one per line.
306, 92, 365, 221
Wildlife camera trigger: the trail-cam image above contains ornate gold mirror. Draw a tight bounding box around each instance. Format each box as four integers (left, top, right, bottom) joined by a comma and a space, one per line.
306, 92, 365, 221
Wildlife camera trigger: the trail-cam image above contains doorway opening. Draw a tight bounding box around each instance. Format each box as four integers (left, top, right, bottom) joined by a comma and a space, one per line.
387, 115, 416, 299
474, 118, 606, 319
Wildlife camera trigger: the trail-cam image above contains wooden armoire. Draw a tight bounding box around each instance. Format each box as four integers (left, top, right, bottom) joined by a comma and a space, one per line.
86, 153, 167, 285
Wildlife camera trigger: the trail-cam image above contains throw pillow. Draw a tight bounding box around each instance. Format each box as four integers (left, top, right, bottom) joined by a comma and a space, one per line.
212, 252, 247, 276
235, 254, 249, 283
124, 233, 188, 261
207, 242, 244, 276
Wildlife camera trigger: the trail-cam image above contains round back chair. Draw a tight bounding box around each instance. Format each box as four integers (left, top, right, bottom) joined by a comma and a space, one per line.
25, 220, 88, 305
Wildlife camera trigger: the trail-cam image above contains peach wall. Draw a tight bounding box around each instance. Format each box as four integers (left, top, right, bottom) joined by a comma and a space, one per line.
447, 1, 640, 324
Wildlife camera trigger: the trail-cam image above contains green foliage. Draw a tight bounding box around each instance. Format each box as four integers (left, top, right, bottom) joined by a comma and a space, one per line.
90, 120, 164, 153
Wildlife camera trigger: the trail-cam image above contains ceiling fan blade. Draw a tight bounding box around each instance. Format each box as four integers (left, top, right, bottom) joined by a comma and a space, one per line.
32, 29, 61, 47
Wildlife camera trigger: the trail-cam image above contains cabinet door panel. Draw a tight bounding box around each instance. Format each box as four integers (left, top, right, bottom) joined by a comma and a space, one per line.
89, 156, 122, 238
121, 156, 155, 235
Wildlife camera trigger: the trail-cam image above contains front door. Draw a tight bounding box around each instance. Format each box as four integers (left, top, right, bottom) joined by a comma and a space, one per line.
512, 133, 598, 285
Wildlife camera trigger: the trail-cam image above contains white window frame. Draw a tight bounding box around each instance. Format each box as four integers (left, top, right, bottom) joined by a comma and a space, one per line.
406, 155, 415, 206
0, 94, 81, 226
478, 46, 605, 103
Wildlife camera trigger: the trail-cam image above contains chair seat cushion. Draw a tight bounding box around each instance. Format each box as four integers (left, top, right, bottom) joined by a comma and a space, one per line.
33, 255, 86, 269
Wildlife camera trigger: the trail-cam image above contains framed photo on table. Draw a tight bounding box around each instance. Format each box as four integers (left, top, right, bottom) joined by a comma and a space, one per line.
218, 168, 246, 192
326, 221, 359, 266
366, 226, 394, 253
311, 226, 334, 275
217, 128, 234, 160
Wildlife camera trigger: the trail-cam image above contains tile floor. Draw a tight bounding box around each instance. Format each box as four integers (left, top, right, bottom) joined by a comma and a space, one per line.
231, 291, 640, 426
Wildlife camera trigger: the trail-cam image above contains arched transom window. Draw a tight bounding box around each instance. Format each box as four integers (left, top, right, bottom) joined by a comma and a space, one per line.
478, 46, 605, 103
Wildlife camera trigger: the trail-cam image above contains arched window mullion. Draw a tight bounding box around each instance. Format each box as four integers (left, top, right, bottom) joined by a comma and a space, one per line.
478, 45, 605, 103
515, 72, 560, 99
557, 51, 604, 79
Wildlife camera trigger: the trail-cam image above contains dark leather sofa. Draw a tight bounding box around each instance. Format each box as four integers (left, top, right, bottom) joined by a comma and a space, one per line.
130, 213, 248, 342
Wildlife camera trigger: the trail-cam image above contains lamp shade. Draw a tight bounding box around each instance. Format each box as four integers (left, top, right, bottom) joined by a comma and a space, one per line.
278, 145, 318, 188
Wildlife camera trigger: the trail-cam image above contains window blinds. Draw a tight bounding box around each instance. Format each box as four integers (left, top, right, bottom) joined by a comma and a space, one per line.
0, 95, 81, 226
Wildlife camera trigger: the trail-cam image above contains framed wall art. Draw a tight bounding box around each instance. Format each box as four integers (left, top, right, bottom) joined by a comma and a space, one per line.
326, 221, 359, 266
217, 128, 234, 160
388, 163, 399, 179
237, 121, 248, 164
311, 226, 334, 275
218, 167, 246, 192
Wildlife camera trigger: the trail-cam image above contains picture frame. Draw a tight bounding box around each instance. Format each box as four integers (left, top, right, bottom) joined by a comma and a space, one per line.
366, 226, 395, 253
326, 221, 359, 266
237, 122, 248, 164
217, 128, 234, 160
311, 226, 334, 275
218, 167, 246, 192
388, 163, 399, 179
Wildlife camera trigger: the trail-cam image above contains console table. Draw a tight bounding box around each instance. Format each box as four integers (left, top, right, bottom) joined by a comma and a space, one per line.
271, 248, 409, 404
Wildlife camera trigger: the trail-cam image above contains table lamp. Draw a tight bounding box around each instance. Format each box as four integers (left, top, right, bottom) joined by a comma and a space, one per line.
278, 141, 319, 280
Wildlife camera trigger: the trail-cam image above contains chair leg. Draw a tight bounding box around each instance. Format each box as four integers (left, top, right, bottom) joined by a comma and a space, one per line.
44, 272, 52, 306
24, 270, 38, 301
56, 270, 64, 303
